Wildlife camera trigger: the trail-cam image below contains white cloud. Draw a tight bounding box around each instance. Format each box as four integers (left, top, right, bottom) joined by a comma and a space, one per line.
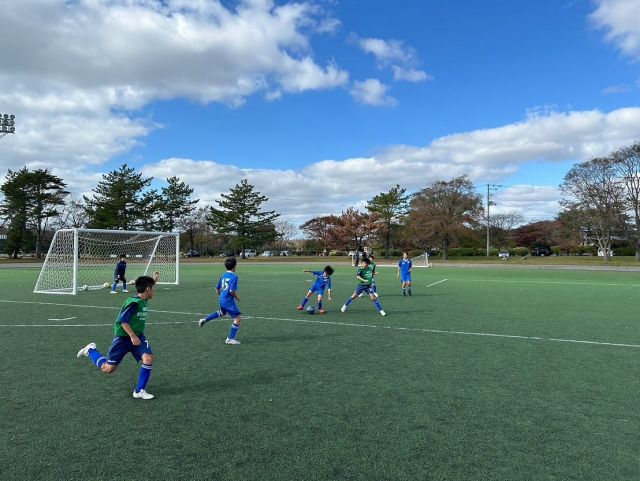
137, 107, 640, 224
0, 0, 349, 172
602, 84, 632, 94
357, 37, 430, 83
591, 0, 640, 60
350, 79, 397, 107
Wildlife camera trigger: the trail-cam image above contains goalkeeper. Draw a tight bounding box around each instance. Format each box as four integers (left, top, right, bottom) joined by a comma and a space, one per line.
111, 254, 128, 294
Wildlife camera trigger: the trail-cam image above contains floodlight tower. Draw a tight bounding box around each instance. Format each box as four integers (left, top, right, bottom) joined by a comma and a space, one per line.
0, 113, 16, 140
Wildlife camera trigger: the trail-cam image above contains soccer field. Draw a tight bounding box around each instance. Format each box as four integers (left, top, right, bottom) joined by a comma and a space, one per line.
1, 262, 639, 480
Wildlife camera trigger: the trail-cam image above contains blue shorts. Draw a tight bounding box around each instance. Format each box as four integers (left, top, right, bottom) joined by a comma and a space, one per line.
106, 334, 153, 365
220, 303, 241, 319
400, 274, 411, 283
354, 284, 374, 296
309, 284, 326, 296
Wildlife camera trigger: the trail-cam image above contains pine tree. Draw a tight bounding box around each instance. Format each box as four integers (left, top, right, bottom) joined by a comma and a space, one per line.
207, 179, 279, 257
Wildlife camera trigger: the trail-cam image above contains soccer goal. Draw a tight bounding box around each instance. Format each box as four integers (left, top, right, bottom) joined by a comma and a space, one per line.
34, 229, 180, 295
411, 252, 433, 268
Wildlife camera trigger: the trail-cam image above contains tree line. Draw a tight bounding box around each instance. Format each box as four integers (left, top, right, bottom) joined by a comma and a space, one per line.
2, 142, 640, 260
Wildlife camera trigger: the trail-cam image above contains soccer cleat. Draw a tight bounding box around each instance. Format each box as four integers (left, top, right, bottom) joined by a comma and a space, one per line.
318, 309, 325, 314
357, 293, 363, 298
380, 310, 386, 316
132, 389, 154, 400
198, 318, 207, 327
76, 342, 96, 358
296, 305, 304, 310
373, 292, 379, 298
225, 338, 241, 345
122, 289, 129, 293
110, 291, 117, 294
340, 305, 346, 312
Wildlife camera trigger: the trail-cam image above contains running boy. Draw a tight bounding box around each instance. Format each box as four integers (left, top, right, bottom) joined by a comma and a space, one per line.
198, 257, 242, 345
358, 253, 378, 298
296, 266, 334, 314
341, 257, 386, 316
397, 252, 412, 296
111, 254, 128, 294
76, 272, 161, 400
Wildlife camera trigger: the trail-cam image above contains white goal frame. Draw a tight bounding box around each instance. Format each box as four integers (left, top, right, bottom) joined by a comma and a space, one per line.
34, 228, 180, 295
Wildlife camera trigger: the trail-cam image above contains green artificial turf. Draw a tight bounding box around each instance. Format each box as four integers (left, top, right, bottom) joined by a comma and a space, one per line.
1, 262, 639, 480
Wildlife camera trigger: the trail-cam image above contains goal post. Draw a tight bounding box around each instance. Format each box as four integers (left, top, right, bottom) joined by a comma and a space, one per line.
34, 228, 180, 295
410, 252, 433, 268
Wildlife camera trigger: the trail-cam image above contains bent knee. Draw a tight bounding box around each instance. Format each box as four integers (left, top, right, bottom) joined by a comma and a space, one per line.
142, 354, 154, 364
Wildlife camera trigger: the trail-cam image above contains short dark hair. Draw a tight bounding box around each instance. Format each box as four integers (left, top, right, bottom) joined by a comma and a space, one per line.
324, 265, 334, 276
368, 253, 375, 259
362, 257, 371, 265
135, 275, 156, 293
120, 254, 127, 259
225, 257, 237, 271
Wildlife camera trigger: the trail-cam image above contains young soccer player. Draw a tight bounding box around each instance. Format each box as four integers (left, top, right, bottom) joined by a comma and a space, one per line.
397, 252, 412, 296
358, 253, 378, 298
296, 266, 334, 314
341, 257, 386, 316
76, 272, 161, 400
198, 257, 242, 345
111, 254, 128, 294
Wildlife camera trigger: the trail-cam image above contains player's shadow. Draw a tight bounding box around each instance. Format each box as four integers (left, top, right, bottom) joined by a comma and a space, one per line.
161, 369, 297, 394
249, 332, 339, 343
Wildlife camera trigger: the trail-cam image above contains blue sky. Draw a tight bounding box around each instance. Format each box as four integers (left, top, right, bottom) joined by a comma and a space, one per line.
1, 0, 639, 225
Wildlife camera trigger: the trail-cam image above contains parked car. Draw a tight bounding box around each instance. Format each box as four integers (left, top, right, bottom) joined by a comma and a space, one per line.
261, 250, 272, 257
531, 247, 552, 257
219, 251, 235, 257
184, 250, 201, 257
498, 250, 510, 259
279, 250, 290, 256
597, 249, 614, 257
244, 249, 257, 257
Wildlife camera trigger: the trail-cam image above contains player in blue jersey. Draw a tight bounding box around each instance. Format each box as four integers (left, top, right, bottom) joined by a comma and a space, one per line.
76, 272, 160, 400
296, 265, 334, 314
111, 254, 128, 294
397, 252, 412, 296
198, 257, 243, 345
341, 257, 386, 316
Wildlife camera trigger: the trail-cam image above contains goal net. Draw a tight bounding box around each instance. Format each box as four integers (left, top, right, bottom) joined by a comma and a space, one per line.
411, 252, 433, 268
34, 229, 180, 295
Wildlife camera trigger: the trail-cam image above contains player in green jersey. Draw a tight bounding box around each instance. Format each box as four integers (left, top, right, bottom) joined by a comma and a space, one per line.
76, 272, 160, 400
341, 257, 385, 316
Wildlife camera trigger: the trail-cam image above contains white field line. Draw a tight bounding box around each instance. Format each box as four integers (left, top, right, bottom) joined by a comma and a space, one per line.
457, 278, 640, 288
47, 317, 77, 321
426, 279, 448, 288
0, 298, 638, 349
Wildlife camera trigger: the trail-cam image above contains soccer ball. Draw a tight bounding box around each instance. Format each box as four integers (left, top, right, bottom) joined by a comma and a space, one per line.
81, 285, 88, 291
128, 280, 135, 285
306, 306, 315, 315
103, 282, 110, 288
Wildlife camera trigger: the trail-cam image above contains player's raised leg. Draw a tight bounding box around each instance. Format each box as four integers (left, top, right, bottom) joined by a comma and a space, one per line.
297, 291, 312, 310
199, 309, 225, 327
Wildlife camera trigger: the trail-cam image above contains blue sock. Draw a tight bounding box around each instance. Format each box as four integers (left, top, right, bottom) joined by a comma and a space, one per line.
111, 282, 117, 291
318, 301, 323, 310
300, 297, 309, 307
136, 363, 152, 392
88, 348, 106, 368
374, 300, 383, 311
345, 297, 353, 307
228, 322, 240, 340
206, 310, 222, 322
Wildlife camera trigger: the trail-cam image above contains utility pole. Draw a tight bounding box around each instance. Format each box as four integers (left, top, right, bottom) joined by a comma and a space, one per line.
486, 184, 500, 257
0, 113, 15, 140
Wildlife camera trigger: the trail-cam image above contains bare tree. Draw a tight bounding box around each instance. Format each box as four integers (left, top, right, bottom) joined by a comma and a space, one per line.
612, 143, 640, 260
489, 212, 524, 249
272, 220, 297, 252
560, 157, 627, 261
52, 196, 89, 229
